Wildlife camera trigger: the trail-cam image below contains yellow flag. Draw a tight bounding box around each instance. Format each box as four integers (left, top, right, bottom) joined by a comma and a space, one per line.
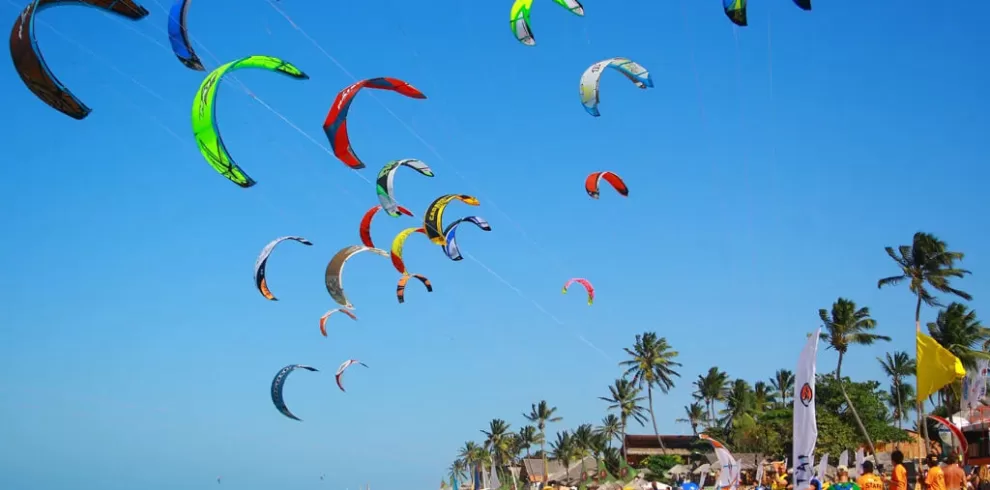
917, 331, 966, 400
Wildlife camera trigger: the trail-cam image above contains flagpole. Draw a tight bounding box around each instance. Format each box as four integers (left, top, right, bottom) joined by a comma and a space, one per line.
917, 321, 927, 464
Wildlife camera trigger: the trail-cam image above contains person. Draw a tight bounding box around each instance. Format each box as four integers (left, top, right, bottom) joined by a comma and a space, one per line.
927, 455, 947, 490
890, 450, 908, 490
829, 467, 860, 490
856, 461, 884, 490
946, 456, 967, 490
772, 467, 788, 490
836, 467, 852, 484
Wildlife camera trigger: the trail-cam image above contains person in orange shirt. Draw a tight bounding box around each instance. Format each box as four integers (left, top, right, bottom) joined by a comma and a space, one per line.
944, 455, 966, 490
927, 455, 948, 490
857, 461, 884, 490
889, 450, 908, 490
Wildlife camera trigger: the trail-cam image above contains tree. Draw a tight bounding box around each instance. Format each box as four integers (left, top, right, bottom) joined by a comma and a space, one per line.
600, 378, 648, 462
878, 232, 973, 451
693, 367, 729, 424
517, 425, 539, 458
769, 369, 795, 408
816, 374, 910, 447
720, 379, 755, 430
597, 414, 622, 449
524, 401, 562, 484
819, 297, 891, 455
888, 382, 916, 426
927, 303, 990, 369
753, 381, 776, 413
622, 332, 682, 455
572, 424, 595, 476
550, 431, 575, 481
877, 351, 916, 429
482, 419, 513, 479
676, 402, 707, 435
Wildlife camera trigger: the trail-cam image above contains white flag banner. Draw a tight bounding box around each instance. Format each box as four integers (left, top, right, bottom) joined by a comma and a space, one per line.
701, 434, 740, 489
817, 454, 829, 480
793, 328, 821, 490
838, 451, 848, 470
963, 360, 989, 410
854, 448, 865, 478
756, 462, 765, 486
490, 461, 501, 490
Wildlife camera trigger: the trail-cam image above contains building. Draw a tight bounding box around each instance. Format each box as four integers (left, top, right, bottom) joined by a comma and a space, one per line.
622, 434, 698, 467
520, 456, 598, 486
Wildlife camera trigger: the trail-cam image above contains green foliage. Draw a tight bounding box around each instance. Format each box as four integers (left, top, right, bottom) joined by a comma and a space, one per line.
639, 454, 683, 481
816, 374, 911, 445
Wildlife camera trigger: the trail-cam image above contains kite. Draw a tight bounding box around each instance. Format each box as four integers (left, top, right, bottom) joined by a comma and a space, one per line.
324, 245, 389, 309
510, 0, 584, 46
723, 0, 747, 26
254, 236, 313, 301
442, 216, 492, 261
270, 364, 318, 421
579, 57, 653, 117
359, 204, 414, 248
10, 0, 150, 119
377, 159, 435, 217
585, 171, 628, 199
323, 78, 427, 170
319, 308, 356, 337
335, 359, 368, 392
167, 0, 203, 70
562, 278, 594, 305
397, 274, 433, 304
424, 194, 481, 245
390, 227, 427, 275
794, 0, 811, 11
192, 55, 309, 187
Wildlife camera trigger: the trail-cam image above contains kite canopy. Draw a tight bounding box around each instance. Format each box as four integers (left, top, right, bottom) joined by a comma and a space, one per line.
578, 57, 653, 117
510, 0, 584, 46
270, 364, 318, 421
191, 55, 309, 187
10, 0, 150, 119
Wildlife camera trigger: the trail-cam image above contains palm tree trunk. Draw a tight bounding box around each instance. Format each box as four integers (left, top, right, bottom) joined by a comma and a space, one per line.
541, 433, 548, 486
915, 293, 930, 459
837, 351, 877, 455
647, 385, 668, 455
620, 420, 628, 463
894, 378, 904, 431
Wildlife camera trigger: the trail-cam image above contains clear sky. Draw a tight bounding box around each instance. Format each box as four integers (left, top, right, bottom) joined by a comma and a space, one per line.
1, 0, 988, 488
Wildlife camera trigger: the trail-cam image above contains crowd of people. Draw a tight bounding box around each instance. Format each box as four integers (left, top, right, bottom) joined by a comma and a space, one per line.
748, 451, 990, 490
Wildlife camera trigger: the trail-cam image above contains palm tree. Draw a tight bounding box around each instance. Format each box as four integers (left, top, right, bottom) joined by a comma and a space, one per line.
693, 367, 730, 424
482, 419, 513, 479
550, 431, 576, 482
621, 332, 682, 455
676, 402, 708, 435
524, 401, 562, 485
819, 297, 891, 455
572, 424, 595, 477
449, 459, 467, 484
600, 378, 648, 462
597, 415, 622, 449
877, 351, 917, 429
770, 369, 795, 408
888, 382, 917, 427
720, 379, 755, 429
588, 431, 608, 466
460, 441, 490, 485
878, 232, 972, 451
927, 303, 990, 369
517, 426, 539, 458
752, 381, 776, 412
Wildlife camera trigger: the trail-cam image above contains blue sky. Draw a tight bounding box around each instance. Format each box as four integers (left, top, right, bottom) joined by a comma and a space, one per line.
1, 0, 988, 488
